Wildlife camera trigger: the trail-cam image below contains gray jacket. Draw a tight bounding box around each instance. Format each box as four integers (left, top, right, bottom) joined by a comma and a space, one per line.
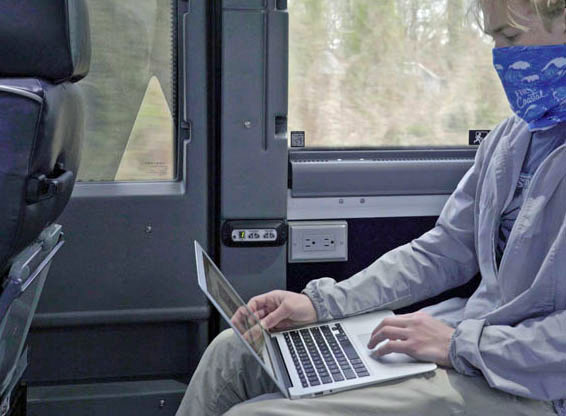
302, 115, 566, 402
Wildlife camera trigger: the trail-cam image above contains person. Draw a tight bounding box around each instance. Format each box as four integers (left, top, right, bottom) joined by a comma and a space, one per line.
176, 0, 566, 414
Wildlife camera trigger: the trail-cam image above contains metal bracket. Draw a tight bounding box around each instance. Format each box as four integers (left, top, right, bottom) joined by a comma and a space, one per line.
26, 163, 74, 204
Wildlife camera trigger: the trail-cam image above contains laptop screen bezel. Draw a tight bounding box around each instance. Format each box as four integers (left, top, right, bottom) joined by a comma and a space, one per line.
194, 241, 289, 398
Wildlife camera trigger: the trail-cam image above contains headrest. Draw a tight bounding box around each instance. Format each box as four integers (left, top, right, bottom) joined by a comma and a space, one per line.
0, 0, 91, 83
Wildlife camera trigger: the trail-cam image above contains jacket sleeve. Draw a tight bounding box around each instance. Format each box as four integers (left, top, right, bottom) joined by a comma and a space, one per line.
450, 310, 566, 401
301, 125, 504, 321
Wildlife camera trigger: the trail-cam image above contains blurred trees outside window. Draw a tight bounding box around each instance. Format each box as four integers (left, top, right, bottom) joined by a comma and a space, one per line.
76, 0, 511, 182
288, 0, 511, 147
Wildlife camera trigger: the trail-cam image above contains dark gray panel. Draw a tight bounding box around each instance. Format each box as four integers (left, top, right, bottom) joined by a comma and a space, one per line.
35, 192, 207, 315
220, 245, 287, 303
290, 149, 475, 197
28, 380, 186, 416
220, 1, 289, 301
25, 322, 206, 383
221, 1, 288, 219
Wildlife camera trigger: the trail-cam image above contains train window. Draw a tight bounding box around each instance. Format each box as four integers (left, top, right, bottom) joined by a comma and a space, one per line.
77, 1, 176, 182
288, 0, 511, 148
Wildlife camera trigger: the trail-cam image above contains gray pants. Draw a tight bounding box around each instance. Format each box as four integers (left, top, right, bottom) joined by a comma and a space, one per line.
176, 329, 556, 416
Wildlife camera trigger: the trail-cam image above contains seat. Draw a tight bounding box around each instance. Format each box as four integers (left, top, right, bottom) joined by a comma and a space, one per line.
0, 0, 91, 413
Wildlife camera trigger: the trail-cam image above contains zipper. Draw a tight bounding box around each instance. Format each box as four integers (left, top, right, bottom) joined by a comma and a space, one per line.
491, 133, 532, 279
491, 217, 499, 278
496, 142, 566, 277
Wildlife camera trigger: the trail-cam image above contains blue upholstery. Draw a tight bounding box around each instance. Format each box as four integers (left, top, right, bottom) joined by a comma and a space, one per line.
0, 79, 85, 269
0, 0, 91, 272
0, 0, 91, 83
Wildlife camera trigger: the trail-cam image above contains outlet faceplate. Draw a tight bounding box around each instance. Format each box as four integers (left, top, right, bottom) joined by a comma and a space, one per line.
288, 221, 348, 263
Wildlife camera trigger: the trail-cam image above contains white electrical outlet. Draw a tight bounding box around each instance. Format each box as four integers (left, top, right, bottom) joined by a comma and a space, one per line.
303, 235, 335, 252
289, 221, 348, 263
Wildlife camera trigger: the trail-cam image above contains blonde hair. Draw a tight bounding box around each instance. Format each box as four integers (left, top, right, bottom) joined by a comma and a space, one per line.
472, 0, 566, 32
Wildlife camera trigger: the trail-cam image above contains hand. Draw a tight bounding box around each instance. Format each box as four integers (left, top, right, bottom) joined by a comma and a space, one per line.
247, 290, 317, 331
367, 312, 455, 367
231, 305, 266, 334
231, 306, 266, 353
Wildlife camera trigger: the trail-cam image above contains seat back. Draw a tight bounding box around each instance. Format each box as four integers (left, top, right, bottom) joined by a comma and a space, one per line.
0, 0, 91, 272
0, 0, 91, 403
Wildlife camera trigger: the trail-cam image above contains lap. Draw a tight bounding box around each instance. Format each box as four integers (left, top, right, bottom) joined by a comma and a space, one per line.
224, 368, 555, 416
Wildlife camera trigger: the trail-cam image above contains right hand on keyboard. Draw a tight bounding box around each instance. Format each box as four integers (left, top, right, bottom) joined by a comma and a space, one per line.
248, 290, 318, 331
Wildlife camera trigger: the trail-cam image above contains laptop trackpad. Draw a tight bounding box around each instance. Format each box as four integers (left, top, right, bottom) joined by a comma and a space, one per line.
357, 333, 417, 364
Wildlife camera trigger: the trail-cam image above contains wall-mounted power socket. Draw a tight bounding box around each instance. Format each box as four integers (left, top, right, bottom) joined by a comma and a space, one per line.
303, 235, 335, 252
288, 221, 348, 263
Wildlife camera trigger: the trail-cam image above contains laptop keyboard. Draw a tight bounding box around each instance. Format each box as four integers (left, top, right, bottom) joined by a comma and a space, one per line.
283, 323, 369, 388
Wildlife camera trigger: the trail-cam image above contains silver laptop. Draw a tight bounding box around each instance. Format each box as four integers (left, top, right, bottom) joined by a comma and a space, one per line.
195, 241, 436, 399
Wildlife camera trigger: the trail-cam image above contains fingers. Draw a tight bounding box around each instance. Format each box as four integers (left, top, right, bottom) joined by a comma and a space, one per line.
247, 295, 266, 314
231, 306, 250, 328
256, 308, 267, 320
272, 319, 295, 331
371, 316, 410, 336
231, 306, 266, 334
248, 291, 281, 314
371, 339, 411, 357
367, 326, 409, 349
367, 316, 411, 348
368, 312, 454, 366
261, 302, 289, 330
370, 313, 429, 338
242, 323, 264, 352
230, 307, 247, 334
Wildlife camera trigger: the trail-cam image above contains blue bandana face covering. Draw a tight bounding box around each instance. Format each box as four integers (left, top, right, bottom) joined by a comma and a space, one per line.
493, 44, 566, 131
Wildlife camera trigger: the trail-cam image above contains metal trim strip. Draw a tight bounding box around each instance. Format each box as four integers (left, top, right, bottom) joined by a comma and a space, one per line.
288, 191, 449, 220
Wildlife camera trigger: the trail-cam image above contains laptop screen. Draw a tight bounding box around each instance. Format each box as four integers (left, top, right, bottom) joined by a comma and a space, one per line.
199, 249, 279, 384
